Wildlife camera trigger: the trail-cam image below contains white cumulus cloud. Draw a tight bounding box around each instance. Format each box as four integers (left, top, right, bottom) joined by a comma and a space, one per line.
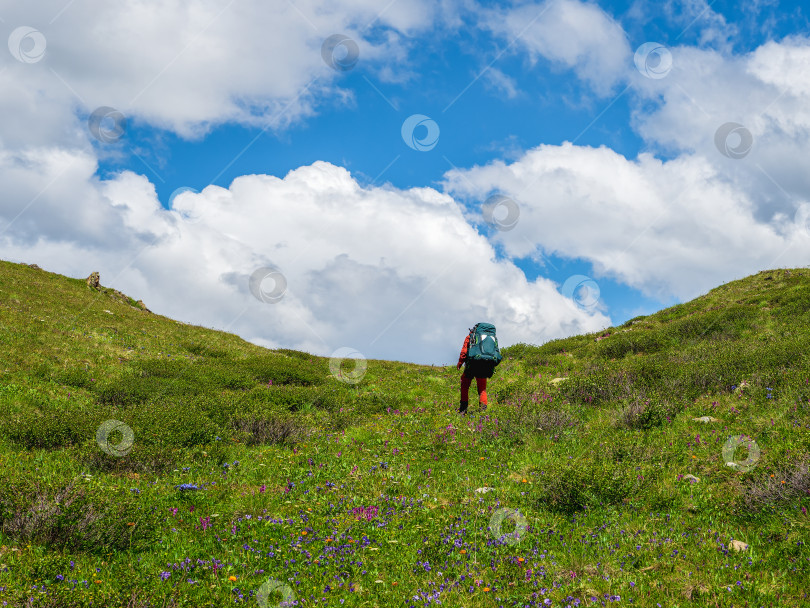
1, 159, 612, 364
480, 0, 631, 96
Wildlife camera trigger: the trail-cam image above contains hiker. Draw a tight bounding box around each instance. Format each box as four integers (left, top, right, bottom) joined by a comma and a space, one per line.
456, 323, 503, 414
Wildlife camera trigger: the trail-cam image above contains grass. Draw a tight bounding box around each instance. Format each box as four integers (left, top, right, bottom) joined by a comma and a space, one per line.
0, 260, 808, 607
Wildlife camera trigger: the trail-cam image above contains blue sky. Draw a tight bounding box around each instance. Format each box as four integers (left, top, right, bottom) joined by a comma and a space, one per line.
3, 0, 810, 364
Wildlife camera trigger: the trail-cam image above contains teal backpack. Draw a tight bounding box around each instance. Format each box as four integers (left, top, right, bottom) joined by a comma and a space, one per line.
467, 323, 503, 364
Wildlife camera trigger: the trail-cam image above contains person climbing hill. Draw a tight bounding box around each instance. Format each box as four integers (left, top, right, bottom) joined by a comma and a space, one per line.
457, 322, 503, 414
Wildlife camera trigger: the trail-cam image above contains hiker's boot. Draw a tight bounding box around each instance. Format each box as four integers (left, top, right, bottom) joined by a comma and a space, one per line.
458, 400, 468, 414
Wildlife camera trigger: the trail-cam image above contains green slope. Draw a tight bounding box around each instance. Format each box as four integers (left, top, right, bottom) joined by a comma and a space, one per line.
0, 260, 808, 608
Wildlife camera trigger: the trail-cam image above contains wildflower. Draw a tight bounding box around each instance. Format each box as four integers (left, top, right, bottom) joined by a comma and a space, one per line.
301, 531, 308, 535
229, 575, 237, 582
174, 484, 200, 491
483, 587, 490, 592
518, 557, 524, 563
460, 549, 466, 554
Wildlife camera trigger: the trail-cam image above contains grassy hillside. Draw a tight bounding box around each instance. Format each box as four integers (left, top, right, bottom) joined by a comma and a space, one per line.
0, 259, 808, 608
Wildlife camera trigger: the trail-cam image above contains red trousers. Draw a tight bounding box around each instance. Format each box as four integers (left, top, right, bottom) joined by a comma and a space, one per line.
460, 373, 487, 404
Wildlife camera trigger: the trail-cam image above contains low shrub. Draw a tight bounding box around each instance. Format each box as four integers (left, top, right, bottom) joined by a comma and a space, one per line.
0, 477, 162, 553
245, 385, 320, 413
741, 455, 810, 513
274, 348, 316, 361
49, 366, 94, 389
130, 399, 220, 448
616, 393, 674, 430
93, 377, 159, 406
666, 305, 758, 343
241, 356, 324, 386
490, 377, 532, 405
595, 331, 673, 360
325, 408, 359, 433
183, 342, 228, 358
229, 413, 311, 446
500, 343, 541, 360
561, 364, 637, 406
534, 457, 647, 514
1, 404, 95, 449
490, 404, 578, 448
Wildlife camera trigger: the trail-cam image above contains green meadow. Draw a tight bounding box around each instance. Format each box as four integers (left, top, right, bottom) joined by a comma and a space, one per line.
0, 259, 808, 608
